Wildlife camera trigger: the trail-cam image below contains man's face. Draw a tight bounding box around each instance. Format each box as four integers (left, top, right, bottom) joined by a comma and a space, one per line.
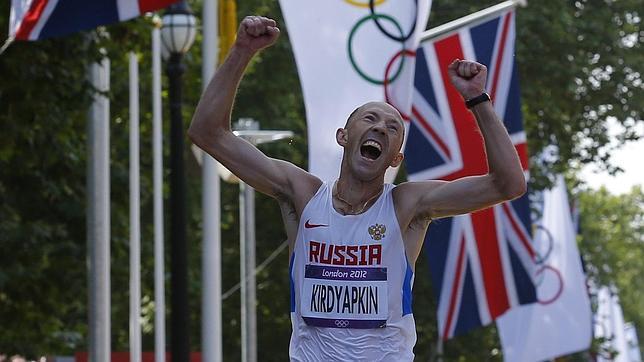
337, 102, 405, 180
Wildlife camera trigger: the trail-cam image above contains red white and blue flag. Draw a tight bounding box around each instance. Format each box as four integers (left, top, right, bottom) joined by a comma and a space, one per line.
406, 9, 537, 339
9, 0, 179, 41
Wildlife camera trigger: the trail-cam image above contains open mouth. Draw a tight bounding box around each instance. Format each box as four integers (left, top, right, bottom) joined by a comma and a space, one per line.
360, 140, 382, 160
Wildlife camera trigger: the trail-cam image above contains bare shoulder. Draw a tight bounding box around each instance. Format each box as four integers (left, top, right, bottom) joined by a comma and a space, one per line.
272, 158, 323, 213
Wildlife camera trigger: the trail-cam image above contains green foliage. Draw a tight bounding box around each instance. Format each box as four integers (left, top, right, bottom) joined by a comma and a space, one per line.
0, 6, 96, 354
517, 0, 642, 189
0, 3, 179, 355
577, 186, 644, 354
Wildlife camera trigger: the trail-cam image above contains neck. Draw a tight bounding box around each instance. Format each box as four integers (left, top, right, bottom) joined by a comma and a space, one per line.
333, 173, 385, 215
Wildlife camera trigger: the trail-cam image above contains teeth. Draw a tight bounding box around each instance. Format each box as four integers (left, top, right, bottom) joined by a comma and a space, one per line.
363, 140, 382, 151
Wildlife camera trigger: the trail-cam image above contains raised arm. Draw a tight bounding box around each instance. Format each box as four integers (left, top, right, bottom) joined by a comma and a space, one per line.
188, 16, 319, 202
396, 59, 527, 225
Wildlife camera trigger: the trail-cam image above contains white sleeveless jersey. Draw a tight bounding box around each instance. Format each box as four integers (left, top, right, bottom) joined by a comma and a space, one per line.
289, 182, 416, 361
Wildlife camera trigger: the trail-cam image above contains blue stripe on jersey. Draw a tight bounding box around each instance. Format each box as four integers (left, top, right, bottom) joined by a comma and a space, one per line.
289, 252, 295, 312
40, 0, 119, 39
402, 260, 414, 316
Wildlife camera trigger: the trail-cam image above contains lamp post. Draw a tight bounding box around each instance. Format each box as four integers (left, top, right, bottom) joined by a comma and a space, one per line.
233, 119, 294, 362
161, 2, 196, 362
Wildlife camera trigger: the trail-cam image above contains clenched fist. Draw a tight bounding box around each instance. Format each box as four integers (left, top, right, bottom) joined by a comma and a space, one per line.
447, 59, 487, 100
235, 16, 280, 54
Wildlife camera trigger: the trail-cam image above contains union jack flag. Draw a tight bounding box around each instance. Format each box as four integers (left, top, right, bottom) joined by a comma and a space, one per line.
405, 9, 537, 339
9, 0, 179, 41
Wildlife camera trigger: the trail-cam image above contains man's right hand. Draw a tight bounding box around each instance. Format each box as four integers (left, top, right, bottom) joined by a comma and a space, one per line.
235, 16, 280, 54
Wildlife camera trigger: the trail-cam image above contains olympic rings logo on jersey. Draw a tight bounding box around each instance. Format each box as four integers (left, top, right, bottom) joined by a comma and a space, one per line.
334, 319, 350, 328
343, 0, 420, 118
532, 224, 564, 305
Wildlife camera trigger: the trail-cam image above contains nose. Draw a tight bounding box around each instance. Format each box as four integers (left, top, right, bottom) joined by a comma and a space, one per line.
371, 120, 386, 135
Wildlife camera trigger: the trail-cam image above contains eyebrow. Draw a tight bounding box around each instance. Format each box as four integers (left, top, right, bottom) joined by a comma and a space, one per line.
361, 110, 404, 129
363, 111, 377, 119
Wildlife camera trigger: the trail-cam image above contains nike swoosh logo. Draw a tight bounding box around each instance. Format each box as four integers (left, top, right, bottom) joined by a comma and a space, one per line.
304, 219, 328, 229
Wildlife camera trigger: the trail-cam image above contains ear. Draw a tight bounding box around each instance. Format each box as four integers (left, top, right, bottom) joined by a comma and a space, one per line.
336, 128, 348, 147
390, 152, 404, 168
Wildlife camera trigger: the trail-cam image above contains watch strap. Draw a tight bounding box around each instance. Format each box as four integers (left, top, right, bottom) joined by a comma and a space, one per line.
465, 92, 491, 108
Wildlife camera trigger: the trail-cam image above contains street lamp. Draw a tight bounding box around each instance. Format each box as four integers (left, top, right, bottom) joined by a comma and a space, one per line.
233, 118, 294, 362
161, 2, 196, 362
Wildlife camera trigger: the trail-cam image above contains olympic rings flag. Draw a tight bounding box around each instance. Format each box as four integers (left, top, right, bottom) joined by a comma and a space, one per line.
497, 175, 592, 362
278, 0, 431, 180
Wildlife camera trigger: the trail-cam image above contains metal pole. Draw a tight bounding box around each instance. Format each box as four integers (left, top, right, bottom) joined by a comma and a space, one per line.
239, 182, 247, 362
151, 24, 166, 362
88, 58, 111, 362
167, 52, 190, 362
436, 337, 444, 362
230, 123, 291, 361
420, 0, 527, 42
235, 119, 259, 362
201, 1, 222, 361
239, 181, 257, 362
128, 51, 142, 362
244, 183, 257, 362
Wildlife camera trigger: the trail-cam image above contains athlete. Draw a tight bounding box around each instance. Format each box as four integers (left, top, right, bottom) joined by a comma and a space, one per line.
189, 16, 526, 361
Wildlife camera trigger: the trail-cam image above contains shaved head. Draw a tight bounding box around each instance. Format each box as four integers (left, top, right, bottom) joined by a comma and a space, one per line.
345, 102, 404, 127
344, 101, 405, 139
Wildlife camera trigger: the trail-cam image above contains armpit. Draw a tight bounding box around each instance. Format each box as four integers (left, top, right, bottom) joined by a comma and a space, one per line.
277, 197, 299, 243
409, 214, 432, 233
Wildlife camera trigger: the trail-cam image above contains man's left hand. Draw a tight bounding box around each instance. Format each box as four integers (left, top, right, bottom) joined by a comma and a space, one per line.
447, 59, 487, 100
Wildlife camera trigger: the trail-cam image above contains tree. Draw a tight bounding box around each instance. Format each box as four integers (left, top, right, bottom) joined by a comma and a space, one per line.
0, 5, 178, 355
516, 0, 642, 189
0, 18, 96, 356
577, 186, 644, 356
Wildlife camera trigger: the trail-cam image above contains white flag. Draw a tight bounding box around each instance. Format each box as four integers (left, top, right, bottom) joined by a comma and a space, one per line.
278, 0, 431, 181
595, 286, 635, 362
497, 175, 592, 361
624, 322, 642, 362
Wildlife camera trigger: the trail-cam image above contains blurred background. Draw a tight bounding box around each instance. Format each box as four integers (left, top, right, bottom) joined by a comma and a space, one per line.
0, 0, 641, 361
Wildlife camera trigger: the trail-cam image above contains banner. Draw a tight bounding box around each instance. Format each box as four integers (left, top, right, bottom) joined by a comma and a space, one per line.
9, 0, 179, 41
409, 8, 536, 339
594, 286, 633, 362
278, 0, 431, 181
624, 323, 642, 362
497, 175, 592, 361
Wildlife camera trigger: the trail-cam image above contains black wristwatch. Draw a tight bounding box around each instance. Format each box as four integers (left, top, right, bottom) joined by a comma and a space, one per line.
465, 92, 491, 109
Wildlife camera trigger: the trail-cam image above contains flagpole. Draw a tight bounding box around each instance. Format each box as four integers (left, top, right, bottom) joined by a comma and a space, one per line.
0, 37, 14, 55
128, 51, 142, 362
88, 58, 111, 362
420, 0, 527, 42
201, 1, 223, 361
151, 21, 166, 362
